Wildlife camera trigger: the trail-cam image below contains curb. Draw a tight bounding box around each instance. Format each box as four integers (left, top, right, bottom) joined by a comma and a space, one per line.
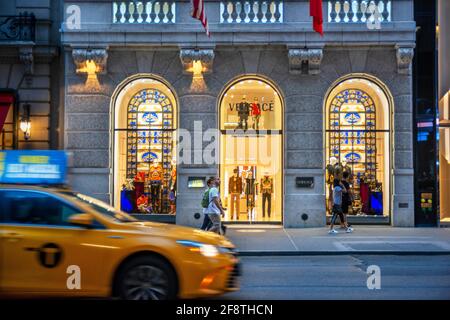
237, 250, 450, 256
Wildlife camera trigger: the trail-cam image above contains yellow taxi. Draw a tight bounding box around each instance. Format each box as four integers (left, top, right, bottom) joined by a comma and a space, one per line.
0, 185, 240, 300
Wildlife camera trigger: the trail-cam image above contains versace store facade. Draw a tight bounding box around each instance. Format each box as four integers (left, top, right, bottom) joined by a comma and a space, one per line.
61, 0, 417, 227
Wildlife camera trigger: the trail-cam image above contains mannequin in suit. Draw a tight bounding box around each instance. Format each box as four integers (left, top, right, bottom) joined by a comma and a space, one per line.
245, 171, 257, 217
237, 97, 250, 130
149, 160, 163, 211
228, 169, 243, 220
260, 175, 273, 218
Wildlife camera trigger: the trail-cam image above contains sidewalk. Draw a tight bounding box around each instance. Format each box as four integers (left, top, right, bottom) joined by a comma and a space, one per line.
225, 225, 450, 255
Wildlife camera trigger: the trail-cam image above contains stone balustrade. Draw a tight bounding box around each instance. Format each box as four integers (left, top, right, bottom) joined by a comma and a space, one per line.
328, 0, 391, 23
220, 1, 283, 23
113, 1, 176, 23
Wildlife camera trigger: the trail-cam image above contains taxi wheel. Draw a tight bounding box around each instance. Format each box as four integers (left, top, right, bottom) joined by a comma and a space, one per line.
116, 256, 177, 300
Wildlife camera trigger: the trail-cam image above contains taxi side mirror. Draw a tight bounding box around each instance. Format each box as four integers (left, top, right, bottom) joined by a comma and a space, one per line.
68, 213, 94, 228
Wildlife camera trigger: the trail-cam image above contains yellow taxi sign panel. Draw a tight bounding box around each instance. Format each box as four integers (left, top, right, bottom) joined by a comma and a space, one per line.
0, 150, 67, 184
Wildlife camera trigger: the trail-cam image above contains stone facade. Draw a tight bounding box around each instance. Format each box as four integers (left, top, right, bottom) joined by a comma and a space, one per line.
64, 45, 415, 227
0, 0, 61, 150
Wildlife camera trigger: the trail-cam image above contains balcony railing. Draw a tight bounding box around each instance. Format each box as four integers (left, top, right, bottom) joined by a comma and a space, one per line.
113, 1, 176, 24
220, 1, 283, 23
328, 0, 391, 23
0, 12, 36, 42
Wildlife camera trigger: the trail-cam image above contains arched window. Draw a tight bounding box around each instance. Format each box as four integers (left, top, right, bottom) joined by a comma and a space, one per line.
325, 77, 391, 219
328, 89, 378, 182
113, 77, 177, 215
219, 76, 284, 223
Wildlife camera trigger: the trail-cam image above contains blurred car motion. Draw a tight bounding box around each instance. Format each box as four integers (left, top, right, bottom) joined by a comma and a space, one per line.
0, 185, 240, 300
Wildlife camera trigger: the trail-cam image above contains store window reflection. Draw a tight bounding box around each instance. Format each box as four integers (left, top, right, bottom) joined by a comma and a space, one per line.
325, 77, 392, 221
114, 77, 177, 215
219, 77, 283, 223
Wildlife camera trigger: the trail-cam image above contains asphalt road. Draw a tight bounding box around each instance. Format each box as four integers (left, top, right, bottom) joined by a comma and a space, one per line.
219, 255, 450, 300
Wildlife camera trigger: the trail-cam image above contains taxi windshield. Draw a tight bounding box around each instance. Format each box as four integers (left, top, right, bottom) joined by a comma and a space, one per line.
65, 192, 138, 223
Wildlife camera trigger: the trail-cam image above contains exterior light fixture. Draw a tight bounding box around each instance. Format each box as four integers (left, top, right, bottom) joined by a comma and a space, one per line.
84, 60, 98, 77
192, 60, 203, 77
20, 103, 31, 140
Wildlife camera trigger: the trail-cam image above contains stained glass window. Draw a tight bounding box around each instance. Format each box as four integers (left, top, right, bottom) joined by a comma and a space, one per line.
328, 88, 377, 186
126, 88, 176, 214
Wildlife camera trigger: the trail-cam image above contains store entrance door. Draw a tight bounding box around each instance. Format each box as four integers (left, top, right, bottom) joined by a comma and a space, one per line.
219, 77, 283, 223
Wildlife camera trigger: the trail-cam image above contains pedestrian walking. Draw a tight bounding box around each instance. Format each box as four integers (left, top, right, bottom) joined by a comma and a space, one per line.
200, 177, 215, 231
341, 171, 354, 229
329, 178, 353, 234
205, 177, 226, 235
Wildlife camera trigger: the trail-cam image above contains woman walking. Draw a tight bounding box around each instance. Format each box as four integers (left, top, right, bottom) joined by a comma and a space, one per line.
329, 178, 353, 234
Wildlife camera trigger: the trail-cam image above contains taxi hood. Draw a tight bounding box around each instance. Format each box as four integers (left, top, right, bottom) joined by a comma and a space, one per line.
123, 221, 234, 248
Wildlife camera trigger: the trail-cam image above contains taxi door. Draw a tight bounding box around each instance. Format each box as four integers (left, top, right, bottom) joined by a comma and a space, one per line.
0, 189, 111, 296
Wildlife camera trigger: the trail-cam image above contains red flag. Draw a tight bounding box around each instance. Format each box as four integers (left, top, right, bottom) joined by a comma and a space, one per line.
0, 93, 13, 133
310, 0, 323, 36
191, 0, 210, 37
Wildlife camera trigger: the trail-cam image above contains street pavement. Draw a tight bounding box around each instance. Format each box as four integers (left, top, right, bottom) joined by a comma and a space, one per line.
219, 255, 450, 300
225, 225, 450, 254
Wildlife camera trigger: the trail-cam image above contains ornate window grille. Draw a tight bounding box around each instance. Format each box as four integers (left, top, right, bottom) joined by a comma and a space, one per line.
126, 88, 176, 214
328, 89, 378, 184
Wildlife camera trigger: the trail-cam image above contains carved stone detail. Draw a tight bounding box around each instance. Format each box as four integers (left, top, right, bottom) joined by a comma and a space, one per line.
288, 48, 323, 75
396, 45, 414, 75
72, 48, 108, 74
179, 49, 215, 74
19, 46, 34, 75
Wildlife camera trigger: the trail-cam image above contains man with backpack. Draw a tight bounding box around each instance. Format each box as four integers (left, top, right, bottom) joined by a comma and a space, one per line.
201, 177, 226, 235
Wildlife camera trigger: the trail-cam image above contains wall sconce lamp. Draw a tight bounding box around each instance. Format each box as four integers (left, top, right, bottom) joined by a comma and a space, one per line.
180, 49, 215, 76
72, 48, 108, 77
192, 60, 204, 77
20, 103, 31, 140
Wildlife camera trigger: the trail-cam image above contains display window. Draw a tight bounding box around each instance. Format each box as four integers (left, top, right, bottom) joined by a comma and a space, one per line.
114, 78, 177, 215
439, 92, 450, 223
219, 77, 283, 222
325, 78, 391, 220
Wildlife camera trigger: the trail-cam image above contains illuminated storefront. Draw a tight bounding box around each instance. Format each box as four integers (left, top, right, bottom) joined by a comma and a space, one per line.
219, 76, 283, 223
62, 50, 416, 227
325, 77, 392, 223
112, 76, 178, 215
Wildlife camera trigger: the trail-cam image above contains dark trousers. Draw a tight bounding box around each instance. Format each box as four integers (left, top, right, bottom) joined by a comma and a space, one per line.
201, 214, 211, 230
262, 193, 272, 217
331, 204, 345, 225
150, 182, 161, 207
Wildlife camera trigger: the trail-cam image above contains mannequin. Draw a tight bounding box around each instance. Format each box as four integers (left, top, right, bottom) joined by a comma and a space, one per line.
326, 157, 338, 185
133, 172, 146, 211
170, 159, 177, 191
260, 174, 273, 218
237, 97, 250, 130
245, 171, 257, 217
251, 97, 262, 130
149, 160, 163, 211
342, 159, 352, 176
228, 168, 243, 220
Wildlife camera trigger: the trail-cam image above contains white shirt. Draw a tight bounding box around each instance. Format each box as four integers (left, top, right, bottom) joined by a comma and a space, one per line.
206, 187, 221, 214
